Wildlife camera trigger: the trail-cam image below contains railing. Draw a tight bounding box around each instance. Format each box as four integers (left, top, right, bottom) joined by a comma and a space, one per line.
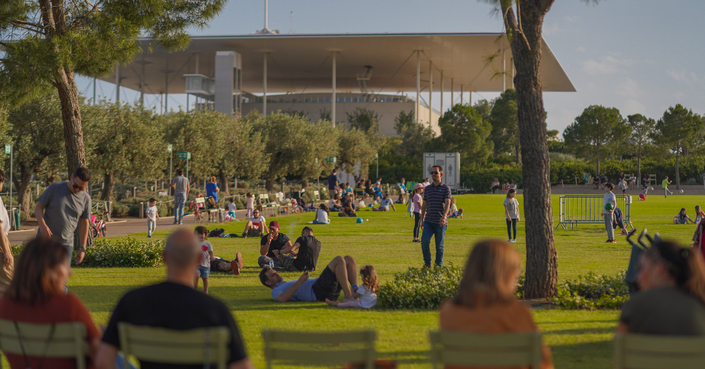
557, 194, 633, 230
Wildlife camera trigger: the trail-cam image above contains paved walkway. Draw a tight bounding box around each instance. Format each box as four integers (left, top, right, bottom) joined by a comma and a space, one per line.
9, 207, 257, 245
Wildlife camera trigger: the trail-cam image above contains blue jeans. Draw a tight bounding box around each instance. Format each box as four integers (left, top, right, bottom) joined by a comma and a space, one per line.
421, 221, 446, 267
174, 193, 186, 223
147, 219, 156, 237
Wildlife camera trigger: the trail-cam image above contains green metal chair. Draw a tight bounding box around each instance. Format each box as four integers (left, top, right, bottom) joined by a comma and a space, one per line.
429, 330, 543, 369
0, 319, 89, 369
118, 323, 230, 369
614, 333, 705, 369
262, 329, 376, 369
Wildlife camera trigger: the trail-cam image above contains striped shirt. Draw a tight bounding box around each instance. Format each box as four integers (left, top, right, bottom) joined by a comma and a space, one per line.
423, 182, 451, 224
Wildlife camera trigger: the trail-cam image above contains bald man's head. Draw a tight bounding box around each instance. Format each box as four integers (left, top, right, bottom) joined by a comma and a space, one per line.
164, 229, 200, 270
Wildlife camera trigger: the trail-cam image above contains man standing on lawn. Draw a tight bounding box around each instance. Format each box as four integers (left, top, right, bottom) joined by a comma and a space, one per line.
170, 169, 190, 224
420, 165, 452, 268
662, 176, 673, 198
328, 169, 338, 199
34, 167, 91, 267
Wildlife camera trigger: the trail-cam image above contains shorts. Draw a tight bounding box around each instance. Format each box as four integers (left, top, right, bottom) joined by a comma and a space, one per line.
312, 266, 342, 302
258, 256, 282, 268
279, 255, 301, 272
196, 266, 210, 278
247, 228, 262, 237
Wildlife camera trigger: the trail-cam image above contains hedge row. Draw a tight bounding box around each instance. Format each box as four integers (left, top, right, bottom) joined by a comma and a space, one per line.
12, 238, 164, 268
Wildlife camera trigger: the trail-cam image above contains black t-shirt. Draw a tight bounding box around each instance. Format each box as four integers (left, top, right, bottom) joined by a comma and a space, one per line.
294, 235, 321, 271
260, 233, 291, 258
102, 282, 247, 369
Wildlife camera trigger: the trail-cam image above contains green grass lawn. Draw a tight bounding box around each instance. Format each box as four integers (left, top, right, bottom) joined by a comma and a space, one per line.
70, 193, 702, 368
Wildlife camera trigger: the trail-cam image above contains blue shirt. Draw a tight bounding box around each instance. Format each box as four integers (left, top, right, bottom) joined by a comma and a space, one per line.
423, 181, 451, 224
271, 279, 318, 302
328, 174, 337, 190
206, 182, 219, 202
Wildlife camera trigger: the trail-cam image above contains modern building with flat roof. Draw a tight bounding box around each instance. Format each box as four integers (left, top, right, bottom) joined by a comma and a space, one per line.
100, 32, 575, 136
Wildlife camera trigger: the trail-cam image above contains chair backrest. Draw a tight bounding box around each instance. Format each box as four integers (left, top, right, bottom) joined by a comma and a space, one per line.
429, 330, 542, 369
195, 197, 205, 205
649, 174, 657, 184
262, 329, 376, 369
261, 194, 270, 202
0, 319, 88, 369
118, 323, 230, 369
276, 192, 285, 203
614, 333, 705, 369
313, 191, 320, 201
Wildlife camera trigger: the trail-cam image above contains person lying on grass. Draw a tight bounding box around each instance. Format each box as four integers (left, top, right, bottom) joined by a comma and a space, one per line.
372, 193, 396, 211
260, 255, 359, 303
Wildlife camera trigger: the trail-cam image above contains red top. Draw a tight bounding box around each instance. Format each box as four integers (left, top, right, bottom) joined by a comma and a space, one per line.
0, 293, 100, 369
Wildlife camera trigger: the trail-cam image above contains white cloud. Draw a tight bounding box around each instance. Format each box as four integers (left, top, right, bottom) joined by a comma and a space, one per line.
544, 23, 561, 36
622, 99, 647, 115
618, 78, 643, 99
666, 69, 698, 85
582, 55, 633, 76
576, 46, 586, 53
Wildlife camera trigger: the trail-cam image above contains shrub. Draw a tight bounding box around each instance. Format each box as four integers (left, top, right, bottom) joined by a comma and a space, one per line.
110, 203, 130, 218
11, 238, 164, 268
552, 271, 629, 310
378, 266, 463, 309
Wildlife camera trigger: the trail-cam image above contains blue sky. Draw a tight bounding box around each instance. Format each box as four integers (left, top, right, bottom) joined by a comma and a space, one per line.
76, 0, 705, 134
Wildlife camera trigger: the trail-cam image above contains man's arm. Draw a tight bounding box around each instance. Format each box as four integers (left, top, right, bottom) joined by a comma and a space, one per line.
440, 198, 451, 226
95, 343, 118, 369
0, 226, 12, 267
260, 238, 270, 256
209, 250, 215, 261
274, 272, 309, 302
34, 202, 52, 238
280, 241, 300, 255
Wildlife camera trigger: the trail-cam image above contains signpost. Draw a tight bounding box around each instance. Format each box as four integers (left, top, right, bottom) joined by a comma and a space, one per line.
4, 144, 12, 229
177, 152, 191, 178
325, 157, 336, 163
375, 153, 379, 179
167, 144, 173, 195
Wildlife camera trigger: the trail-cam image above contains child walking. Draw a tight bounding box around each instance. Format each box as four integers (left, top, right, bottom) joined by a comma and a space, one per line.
503, 189, 520, 242
325, 265, 378, 309
146, 198, 159, 238
194, 226, 214, 294
227, 198, 237, 220
245, 193, 254, 218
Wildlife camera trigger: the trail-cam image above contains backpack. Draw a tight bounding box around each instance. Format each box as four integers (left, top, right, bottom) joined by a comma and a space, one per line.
208, 228, 225, 238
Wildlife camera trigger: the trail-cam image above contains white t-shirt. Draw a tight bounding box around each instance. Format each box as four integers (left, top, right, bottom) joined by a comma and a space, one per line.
357, 285, 377, 309
450, 204, 458, 213
227, 203, 236, 212
503, 198, 519, 219
317, 209, 329, 223
200, 241, 213, 268
0, 197, 10, 235
603, 192, 616, 213
328, 198, 336, 208
249, 215, 266, 230
145, 205, 158, 220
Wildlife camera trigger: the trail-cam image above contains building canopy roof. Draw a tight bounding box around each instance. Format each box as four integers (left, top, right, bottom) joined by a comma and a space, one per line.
107, 33, 575, 95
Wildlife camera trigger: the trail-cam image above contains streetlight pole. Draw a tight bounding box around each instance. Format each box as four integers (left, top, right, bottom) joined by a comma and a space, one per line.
375, 153, 379, 179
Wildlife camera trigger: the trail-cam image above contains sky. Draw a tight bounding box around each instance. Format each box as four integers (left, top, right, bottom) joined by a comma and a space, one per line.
75, 0, 705, 135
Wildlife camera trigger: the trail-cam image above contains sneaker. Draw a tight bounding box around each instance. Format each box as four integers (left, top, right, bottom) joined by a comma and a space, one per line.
423, 264, 432, 269
241, 232, 247, 239
231, 252, 243, 275
173, 221, 178, 224
606, 239, 616, 243
507, 239, 513, 242
147, 235, 152, 238
511, 239, 516, 242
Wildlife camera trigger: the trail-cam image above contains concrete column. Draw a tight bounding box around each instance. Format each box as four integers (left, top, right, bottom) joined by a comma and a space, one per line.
502, 49, 506, 92
332, 52, 337, 126
460, 84, 463, 105
115, 66, 120, 103
140, 52, 145, 106
428, 60, 432, 127
440, 70, 444, 115
215, 51, 236, 116
263, 52, 268, 117
415, 51, 420, 125
164, 61, 169, 114
450, 78, 454, 108
469, 91, 472, 105
93, 77, 97, 105
186, 94, 190, 112
511, 58, 515, 89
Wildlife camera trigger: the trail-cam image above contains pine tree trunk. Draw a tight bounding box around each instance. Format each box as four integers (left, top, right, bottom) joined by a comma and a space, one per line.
596, 158, 601, 177
675, 150, 680, 190
637, 154, 642, 187
12, 171, 32, 217
507, 0, 558, 298
265, 179, 274, 192
101, 172, 114, 201
302, 177, 309, 188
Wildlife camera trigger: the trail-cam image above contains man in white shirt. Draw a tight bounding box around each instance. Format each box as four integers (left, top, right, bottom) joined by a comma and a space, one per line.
0, 170, 12, 293
241, 209, 267, 238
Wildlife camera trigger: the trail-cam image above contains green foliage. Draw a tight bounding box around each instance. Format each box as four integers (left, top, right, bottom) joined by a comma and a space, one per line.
460, 165, 523, 191
370, 137, 422, 182
346, 107, 380, 133
393, 110, 434, 159
164, 110, 226, 179
219, 115, 268, 182
378, 266, 463, 309
489, 89, 519, 160
78, 238, 164, 268
429, 104, 493, 169
552, 271, 629, 310
652, 104, 702, 156
338, 127, 379, 180
563, 105, 630, 175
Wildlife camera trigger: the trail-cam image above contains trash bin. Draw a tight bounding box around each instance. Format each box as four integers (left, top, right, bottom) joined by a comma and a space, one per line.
13, 210, 20, 230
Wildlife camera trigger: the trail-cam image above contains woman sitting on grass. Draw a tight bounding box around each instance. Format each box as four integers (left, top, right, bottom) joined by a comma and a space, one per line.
695, 205, 705, 225
674, 208, 695, 224
439, 239, 553, 369
618, 240, 705, 335
312, 203, 330, 224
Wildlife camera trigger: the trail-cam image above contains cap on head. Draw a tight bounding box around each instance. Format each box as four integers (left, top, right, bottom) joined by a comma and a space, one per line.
269, 220, 280, 230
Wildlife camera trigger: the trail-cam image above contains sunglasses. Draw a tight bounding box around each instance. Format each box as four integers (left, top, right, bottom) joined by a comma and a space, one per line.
431, 171, 440, 175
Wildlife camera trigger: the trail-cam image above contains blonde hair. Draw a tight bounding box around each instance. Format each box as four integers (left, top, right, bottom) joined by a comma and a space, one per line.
454, 239, 521, 308
360, 265, 379, 293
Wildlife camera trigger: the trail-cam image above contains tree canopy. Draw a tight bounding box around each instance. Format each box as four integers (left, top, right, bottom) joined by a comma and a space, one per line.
430, 104, 493, 169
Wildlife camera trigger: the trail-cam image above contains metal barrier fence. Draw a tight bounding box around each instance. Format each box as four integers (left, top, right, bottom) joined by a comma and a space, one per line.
557, 194, 633, 230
